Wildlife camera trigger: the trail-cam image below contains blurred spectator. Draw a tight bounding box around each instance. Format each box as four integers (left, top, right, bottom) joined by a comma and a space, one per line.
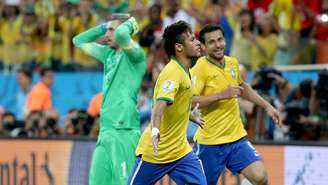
56, 1, 79, 68
247, 14, 278, 70
250, 67, 283, 139
64, 108, 80, 135
314, 0, 328, 64
270, 0, 301, 65
87, 92, 102, 117
247, 0, 272, 23
284, 79, 315, 140
89, 115, 99, 138
293, 0, 322, 38
24, 110, 41, 135
285, 79, 312, 104
0, 1, 3, 68
73, 0, 99, 69
291, 0, 322, 65
34, 1, 54, 66
310, 70, 328, 123
231, 9, 255, 69
139, 3, 162, 50
19, 6, 37, 70
267, 72, 293, 103
16, 68, 32, 120
312, 70, 328, 140
94, 0, 129, 22
64, 109, 94, 136
26, 67, 54, 112
1, 112, 17, 136
162, 0, 196, 32
0, 107, 4, 134
38, 110, 62, 137
183, 0, 222, 32
139, 3, 164, 76
1, 4, 21, 72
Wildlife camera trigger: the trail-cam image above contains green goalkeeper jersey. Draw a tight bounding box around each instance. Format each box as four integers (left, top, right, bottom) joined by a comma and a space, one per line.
73, 18, 146, 131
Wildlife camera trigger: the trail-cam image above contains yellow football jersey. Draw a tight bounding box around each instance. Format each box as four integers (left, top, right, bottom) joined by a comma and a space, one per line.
136, 58, 193, 164
191, 56, 247, 145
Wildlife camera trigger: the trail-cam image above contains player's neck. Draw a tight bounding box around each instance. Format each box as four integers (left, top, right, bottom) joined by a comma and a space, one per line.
207, 55, 225, 69
174, 55, 190, 69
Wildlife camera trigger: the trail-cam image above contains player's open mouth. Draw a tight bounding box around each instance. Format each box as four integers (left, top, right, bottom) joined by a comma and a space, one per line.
214, 49, 224, 55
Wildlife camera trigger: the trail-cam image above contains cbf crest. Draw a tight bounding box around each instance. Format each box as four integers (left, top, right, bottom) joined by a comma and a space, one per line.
230, 69, 236, 79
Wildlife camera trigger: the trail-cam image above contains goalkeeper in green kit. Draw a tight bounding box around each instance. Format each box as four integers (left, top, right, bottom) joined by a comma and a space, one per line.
72, 14, 146, 185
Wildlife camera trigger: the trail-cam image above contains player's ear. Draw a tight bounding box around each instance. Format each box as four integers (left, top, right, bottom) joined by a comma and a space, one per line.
175, 43, 183, 53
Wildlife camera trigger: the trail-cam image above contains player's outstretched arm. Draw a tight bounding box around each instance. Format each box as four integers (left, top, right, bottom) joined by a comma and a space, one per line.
114, 17, 145, 63
150, 100, 167, 156
240, 83, 282, 126
72, 25, 111, 63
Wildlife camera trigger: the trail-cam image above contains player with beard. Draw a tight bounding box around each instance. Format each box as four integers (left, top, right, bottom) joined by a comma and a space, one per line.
191, 24, 282, 185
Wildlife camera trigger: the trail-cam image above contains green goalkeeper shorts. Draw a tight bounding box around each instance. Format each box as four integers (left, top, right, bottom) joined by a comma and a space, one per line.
89, 129, 140, 185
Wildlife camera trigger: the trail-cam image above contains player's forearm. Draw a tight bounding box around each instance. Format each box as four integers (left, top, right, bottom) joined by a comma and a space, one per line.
114, 17, 137, 48
72, 24, 105, 47
151, 101, 167, 130
115, 17, 145, 62
241, 83, 272, 110
192, 93, 222, 108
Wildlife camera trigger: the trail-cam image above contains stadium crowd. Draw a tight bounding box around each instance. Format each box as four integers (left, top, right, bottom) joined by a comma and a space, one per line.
0, 0, 327, 141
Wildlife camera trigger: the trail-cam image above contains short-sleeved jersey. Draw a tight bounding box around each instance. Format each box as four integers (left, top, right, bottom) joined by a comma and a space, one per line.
136, 58, 193, 164
191, 56, 247, 145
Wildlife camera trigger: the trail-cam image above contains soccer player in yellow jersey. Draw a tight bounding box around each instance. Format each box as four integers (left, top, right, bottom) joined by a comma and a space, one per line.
191, 24, 282, 185
127, 21, 207, 185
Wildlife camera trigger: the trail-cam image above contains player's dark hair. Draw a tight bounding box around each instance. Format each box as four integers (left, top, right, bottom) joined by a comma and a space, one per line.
199, 24, 224, 44
162, 21, 192, 57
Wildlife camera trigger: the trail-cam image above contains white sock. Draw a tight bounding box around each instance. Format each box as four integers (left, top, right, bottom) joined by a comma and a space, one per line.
241, 178, 253, 185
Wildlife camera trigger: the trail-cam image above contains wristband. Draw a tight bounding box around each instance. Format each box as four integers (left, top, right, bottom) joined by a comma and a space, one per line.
151, 128, 160, 137
100, 21, 112, 33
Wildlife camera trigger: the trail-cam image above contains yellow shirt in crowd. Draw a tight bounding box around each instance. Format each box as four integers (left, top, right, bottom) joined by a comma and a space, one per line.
191, 56, 247, 145
251, 33, 278, 70
136, 58, 193, 164
1, 17, 24, 65
73, 15, 98, 66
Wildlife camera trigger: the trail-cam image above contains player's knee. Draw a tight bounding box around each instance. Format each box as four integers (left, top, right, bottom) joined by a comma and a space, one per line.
252, 170, 268, 185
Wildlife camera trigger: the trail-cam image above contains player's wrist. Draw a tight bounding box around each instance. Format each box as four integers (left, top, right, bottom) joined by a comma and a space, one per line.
127, 17, 139, 35
100, 21, 112, 33
151, 127, 160, 137
216, 92, 224, 100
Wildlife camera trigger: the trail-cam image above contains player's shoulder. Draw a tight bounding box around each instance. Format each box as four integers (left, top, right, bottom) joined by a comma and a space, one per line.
225, 56, 240, 70
194, 56, 208, 66
224, 55, 239, 64
191, 56, 208, 72
158, 60, 183, 79
224, 56, 240, 65
161, 60, 177, 74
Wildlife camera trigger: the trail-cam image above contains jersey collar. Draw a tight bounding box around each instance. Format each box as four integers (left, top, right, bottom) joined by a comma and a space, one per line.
205, 56, 226, 69
171, 57, 191, 78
